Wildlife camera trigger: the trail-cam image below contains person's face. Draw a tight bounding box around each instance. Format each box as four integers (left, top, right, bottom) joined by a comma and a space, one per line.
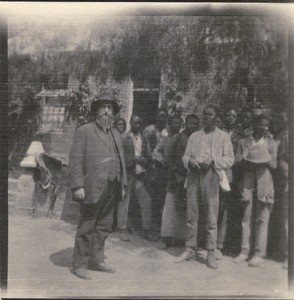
170, 118, 182, 134
271, 115, 287, 134
186, 117, 199, 134
130, 117, 142, 134
203, 107, 217, 129
280, 112, 288, 124
96, 102, 114, 126
156, 111, 168, 127
241, 112, 252, 128
116, 119, 126, 134
216, 117, 223, 130
253, 118, 269, 136
225, 110, 237, 127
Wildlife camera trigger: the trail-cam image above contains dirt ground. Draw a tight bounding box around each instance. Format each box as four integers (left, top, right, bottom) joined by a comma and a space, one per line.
4, 190, 292, 299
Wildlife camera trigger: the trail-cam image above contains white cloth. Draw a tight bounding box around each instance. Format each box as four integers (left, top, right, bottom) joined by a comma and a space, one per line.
161, 192, 187, 238
215, 169, 231, 191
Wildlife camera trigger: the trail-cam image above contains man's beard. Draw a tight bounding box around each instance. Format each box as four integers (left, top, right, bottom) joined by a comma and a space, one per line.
98, 114, 113, 127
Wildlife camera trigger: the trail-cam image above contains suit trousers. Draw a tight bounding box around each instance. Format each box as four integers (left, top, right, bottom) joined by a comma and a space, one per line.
118, 174, 152, 230
240, 197, 273, 257
145, 164, 168, 231
73, 178, 120, 268
217, 190, 229, 250
186, 168, 220, 251
217, 185, 242, 252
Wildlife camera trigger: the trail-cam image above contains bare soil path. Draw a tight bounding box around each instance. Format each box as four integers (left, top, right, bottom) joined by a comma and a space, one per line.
5, 209, 290, 298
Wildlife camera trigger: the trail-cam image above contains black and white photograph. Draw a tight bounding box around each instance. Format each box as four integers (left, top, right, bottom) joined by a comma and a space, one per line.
1, 2, 294, 298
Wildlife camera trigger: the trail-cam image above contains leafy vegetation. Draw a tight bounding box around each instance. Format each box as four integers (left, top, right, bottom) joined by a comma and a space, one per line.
8, 16, 288, 168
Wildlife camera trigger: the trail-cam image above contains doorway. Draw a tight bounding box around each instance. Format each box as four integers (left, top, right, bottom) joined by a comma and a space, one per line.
133, 91, 159, 128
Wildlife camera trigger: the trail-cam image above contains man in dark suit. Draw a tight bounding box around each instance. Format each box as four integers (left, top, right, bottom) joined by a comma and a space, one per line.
68, 92, 127, 280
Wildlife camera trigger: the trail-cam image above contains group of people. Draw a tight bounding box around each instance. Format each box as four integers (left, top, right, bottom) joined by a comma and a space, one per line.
68, 92, 288, 280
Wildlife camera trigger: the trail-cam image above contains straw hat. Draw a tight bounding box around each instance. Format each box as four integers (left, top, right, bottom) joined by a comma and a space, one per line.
245, 143, 271, 164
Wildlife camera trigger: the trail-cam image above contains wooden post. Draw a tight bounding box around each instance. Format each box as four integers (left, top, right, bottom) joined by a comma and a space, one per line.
288, 22, 294, 293
0, 14, 8, 293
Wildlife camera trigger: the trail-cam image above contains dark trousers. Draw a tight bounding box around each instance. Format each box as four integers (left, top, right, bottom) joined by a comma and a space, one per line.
145, 164, 167, 231
217, 186, 242, 252
73, 178, 120, 268
268, 190, 288, 259
217, 190, 229, 250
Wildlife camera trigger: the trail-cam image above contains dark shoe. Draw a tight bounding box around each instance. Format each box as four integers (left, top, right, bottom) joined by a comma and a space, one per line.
119, 229, 131, 242
73, 267, 92, 280
90, 262, 116, 273
173, 247, 195, 263
157, 239, 170, 250
130, 227, 139, 236
149, 231, 161, 242
207, 250, 218, 269
142, 229, 152, 240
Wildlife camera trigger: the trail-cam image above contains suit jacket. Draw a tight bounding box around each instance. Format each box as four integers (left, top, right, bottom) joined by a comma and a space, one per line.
122, 131, 148, 179
183, 127, 234, 171
222, 126, 245, 183
165, 132, 188, 193
183, 127, 234, 189
68, 122, 127, 204
235, 135, 277, 203
274, 131, 288, 194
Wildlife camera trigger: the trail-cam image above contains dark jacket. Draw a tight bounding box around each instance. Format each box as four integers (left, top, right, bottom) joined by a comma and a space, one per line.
122, 130, 148, 179
68, 122, 127, 204
235, 135, 277, 203
273, 130, 288, 194
165, 131, 190, 194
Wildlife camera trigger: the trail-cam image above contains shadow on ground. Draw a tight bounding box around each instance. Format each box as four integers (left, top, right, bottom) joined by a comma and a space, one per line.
50, 247, 73, 268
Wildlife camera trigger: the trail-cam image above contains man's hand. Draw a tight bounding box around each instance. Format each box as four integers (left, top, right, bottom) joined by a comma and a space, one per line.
203, 157, 214, 166
133, 156, 141, 164
73, 188, 85, 201
188, 158, 200, 170
122, 187, 126, 199
200, 157, 214, 172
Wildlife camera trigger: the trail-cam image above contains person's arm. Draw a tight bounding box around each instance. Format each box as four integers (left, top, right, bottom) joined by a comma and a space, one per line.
165, 135, 177, 170
235, 139, 247, 165
122, 134, 135, 171
142, 126, 154, 158
268, 138, 278, 169
182, 134, 199, 170
213, 133, 235, 170
68, 126, 86, 200
174, 135, 186, 174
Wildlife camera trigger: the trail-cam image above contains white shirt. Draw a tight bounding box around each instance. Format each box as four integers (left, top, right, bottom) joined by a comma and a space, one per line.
130, 132, 145, 174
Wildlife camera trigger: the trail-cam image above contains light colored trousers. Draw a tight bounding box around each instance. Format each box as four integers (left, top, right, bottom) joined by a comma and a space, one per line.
118, 174, 152, 230
241, 198, 273, 257
186, 168, 219, 251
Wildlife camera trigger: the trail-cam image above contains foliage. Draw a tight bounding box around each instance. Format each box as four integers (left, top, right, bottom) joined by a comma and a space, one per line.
8, 16, 289, 140
8, 17, 288, 109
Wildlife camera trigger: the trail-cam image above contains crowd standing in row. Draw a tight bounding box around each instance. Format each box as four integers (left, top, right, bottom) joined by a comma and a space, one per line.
68, 93, 289, 280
